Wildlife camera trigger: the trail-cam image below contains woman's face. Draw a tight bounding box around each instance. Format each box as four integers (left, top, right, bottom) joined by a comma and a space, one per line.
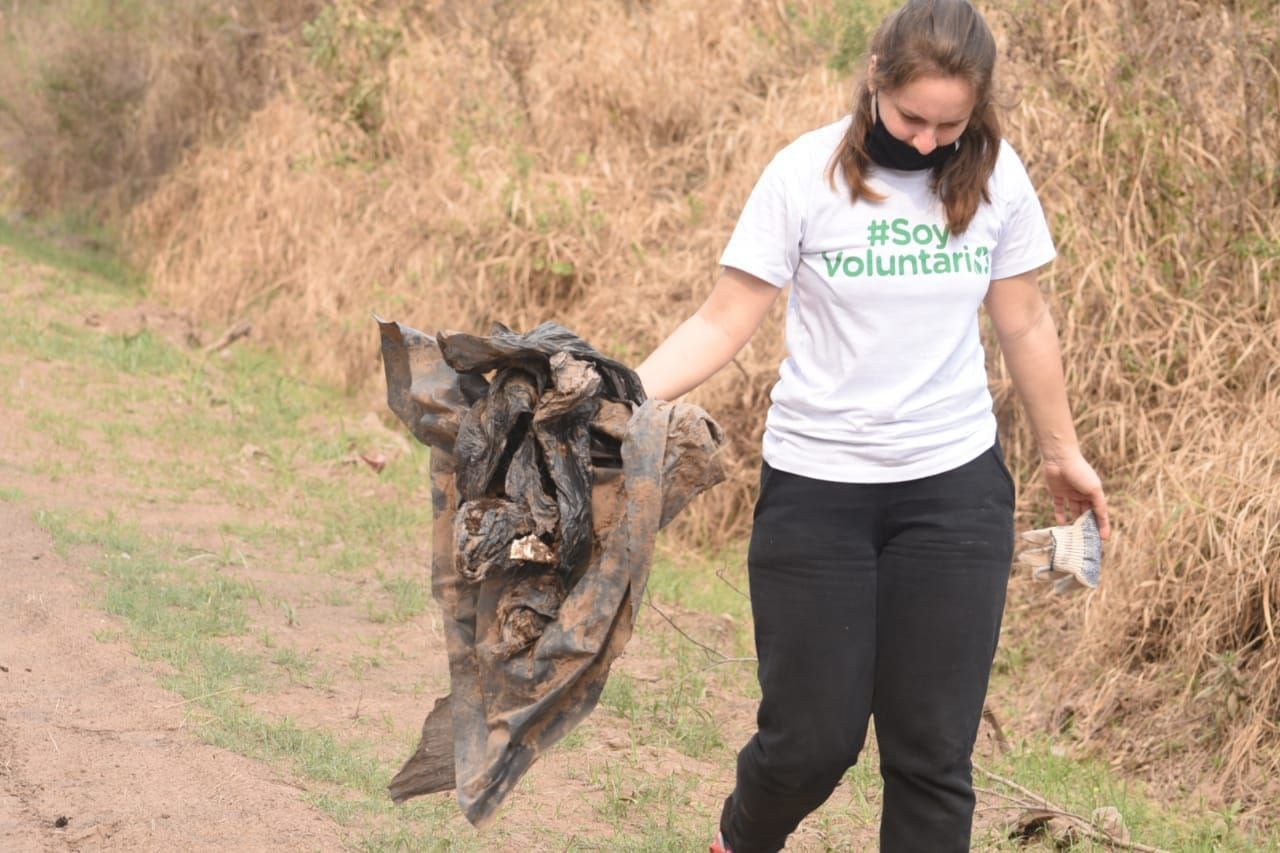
875, 74, 977, 154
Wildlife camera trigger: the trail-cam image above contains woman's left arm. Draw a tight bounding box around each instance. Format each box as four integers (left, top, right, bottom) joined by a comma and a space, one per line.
984, 270, 1111, 538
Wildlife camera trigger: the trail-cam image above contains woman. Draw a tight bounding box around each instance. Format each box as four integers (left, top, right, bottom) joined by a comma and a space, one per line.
634, 1, 1110, 850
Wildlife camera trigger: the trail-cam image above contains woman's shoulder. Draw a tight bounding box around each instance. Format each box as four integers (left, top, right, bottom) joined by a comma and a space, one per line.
990, 139, 1037, 189
767, 116, 851, 174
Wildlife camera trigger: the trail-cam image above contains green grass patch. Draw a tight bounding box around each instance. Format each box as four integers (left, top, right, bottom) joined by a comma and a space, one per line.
27, 409, 87, 452
0, 311, 184, 384
0, 215, 142, 292
582, 759, 708, 849
972, 743, 1270, 851
206, 707, 385, 791
789, 0, 898, 73
601, 638, 727, 761
37, 509, 266, 691
647, 545, 754, 663
368, 573, 430, 624
198, 692, 476, 845
649, 545, 751, 621
31, 505, 475, 845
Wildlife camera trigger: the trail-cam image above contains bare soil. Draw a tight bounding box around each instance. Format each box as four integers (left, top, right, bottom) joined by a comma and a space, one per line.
0, 501, 346, 851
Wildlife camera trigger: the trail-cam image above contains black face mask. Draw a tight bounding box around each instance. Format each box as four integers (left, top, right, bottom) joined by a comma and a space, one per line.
866, 111, 959, 172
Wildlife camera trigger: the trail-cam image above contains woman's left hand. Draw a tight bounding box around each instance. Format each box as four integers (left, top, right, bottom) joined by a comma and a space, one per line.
1042, 451, 1110, 539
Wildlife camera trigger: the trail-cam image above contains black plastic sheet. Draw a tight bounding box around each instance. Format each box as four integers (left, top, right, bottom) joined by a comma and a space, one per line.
378, 319, 725, 826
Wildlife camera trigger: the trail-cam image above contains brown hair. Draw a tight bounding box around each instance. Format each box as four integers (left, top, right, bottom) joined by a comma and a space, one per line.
827, 0, 1000, 234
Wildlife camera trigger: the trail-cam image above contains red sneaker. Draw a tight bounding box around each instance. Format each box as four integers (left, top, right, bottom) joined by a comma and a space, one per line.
709, 831, 733, 853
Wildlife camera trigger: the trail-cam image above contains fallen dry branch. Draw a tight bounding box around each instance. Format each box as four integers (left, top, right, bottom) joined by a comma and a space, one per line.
645, 599, 734, 662
974, 762, 1171, 853
202, 320, 251, 355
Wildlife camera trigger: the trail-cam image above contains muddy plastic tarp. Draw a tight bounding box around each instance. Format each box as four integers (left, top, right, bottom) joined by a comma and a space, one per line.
377, 319, 725, 827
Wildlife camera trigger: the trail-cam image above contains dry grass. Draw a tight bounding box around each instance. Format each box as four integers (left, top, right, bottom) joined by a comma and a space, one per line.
126, 0, 856, 539
985, 0, 1280, 819
0, 0, 316, 216
4, 0, 1279, 825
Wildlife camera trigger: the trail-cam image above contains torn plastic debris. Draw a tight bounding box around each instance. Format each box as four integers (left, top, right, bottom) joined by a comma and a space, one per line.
377, 318, 725, 826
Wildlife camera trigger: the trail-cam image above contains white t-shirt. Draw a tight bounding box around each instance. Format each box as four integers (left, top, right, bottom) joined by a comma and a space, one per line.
720, 116, 1056, 483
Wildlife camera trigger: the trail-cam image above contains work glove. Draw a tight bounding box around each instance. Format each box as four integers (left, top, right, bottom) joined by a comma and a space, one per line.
1017, 510, 1103, 594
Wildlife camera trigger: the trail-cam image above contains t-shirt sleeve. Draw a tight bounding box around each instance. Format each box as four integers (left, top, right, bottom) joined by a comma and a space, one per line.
718, 151, 803, 288
988, 144, 1057, 280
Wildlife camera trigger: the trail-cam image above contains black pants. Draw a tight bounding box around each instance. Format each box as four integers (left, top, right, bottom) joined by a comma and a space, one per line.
720, 445, 1016, 852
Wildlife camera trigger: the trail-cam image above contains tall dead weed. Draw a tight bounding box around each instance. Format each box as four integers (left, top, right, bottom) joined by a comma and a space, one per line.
0, 0, 317, 216
986, 0, 1280, 818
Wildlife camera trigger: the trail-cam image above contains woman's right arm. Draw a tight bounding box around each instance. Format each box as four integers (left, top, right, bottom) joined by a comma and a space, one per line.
635, 266, 782, 401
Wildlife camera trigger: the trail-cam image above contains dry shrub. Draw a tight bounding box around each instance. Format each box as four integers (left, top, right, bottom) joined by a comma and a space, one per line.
1057, 407, 1280, 790
0, 0, 317, 216
129, 0, 867, 542
986, 0, 1280, 817
124, 0, 1279, 814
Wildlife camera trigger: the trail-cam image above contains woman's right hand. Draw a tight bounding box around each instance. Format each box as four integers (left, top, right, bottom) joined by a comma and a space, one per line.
1041, 450, 1110, 539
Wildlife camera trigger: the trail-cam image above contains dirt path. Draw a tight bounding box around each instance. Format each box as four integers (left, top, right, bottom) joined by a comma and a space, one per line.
0, 246, 372, 849
0, 501, 345, 851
